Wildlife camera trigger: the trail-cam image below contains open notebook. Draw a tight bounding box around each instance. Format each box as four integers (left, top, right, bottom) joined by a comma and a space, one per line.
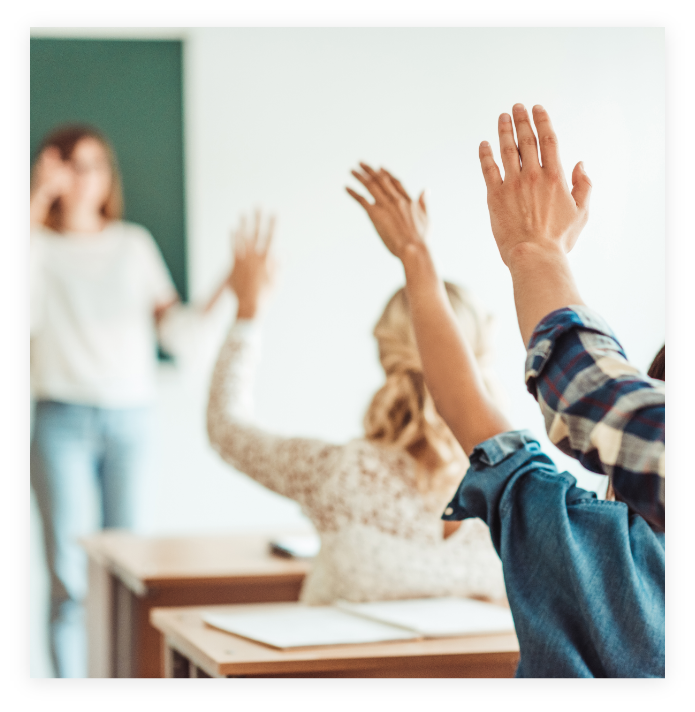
203, 597, 515, 650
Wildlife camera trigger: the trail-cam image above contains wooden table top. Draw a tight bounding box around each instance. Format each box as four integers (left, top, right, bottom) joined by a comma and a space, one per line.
150, 603, 521, 677
80, 529, 313, 595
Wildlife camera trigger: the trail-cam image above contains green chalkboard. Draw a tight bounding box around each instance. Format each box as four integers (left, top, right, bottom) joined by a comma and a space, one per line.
30, 38, 188, 301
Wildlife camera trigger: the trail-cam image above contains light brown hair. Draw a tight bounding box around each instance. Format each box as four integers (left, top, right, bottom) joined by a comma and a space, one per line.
364, 283, 506, 493
32, 124, 123, 232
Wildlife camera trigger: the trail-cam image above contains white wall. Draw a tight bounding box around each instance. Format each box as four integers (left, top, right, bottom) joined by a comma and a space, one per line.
28, 28, 665, 537
150, 27, 663, 535
178, 28, 664, 516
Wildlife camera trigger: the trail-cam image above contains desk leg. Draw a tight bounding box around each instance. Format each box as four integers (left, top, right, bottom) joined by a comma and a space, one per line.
162, 640, 220, 678
86, 559, 116, 677
163, 642, 193, 678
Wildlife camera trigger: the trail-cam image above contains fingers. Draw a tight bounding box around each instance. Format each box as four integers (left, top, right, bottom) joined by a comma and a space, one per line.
418, 190, 427, 214
479, 141, 503, 189
234, 211, 277, 257
532, 105, 561, 171
498, 113, 520, 176
379, 168, 411, 202
262, 215, 276, 255
346, 186, 372, 211
252, 209, 262, 247
233, 216, 247, 256
352, 163, 391, 203
571, 161, 592, 212
512, 103, 540, 170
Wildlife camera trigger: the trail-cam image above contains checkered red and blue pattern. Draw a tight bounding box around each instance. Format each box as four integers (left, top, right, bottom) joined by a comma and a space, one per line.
525, 306, 665, 532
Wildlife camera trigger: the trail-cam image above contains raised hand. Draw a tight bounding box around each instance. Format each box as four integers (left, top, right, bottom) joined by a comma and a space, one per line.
479, 104, 592, 266
31, 146, 73, 202
346, 163, 428, 261
228, 211, 277, 320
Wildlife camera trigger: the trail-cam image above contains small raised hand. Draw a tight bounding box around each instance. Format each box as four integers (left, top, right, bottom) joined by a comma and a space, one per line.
228, 210, 277, 319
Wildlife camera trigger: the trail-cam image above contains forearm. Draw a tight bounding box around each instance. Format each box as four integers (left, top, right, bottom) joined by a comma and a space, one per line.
401, 244, 511, 455
507, 242, 584, 346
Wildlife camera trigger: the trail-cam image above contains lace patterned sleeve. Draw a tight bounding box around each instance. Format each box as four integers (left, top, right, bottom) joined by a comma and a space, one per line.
206, 319, 342, 511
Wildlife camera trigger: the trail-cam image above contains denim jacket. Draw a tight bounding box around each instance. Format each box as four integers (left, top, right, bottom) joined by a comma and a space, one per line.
443, 430, 665, 678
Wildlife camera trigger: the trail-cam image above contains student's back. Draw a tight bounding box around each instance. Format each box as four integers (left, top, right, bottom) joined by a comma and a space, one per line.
206, 218, 507, 605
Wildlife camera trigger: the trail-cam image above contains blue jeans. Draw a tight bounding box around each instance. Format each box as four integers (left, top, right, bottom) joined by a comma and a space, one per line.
443, 430, 665, 678
30, 400, 153, 678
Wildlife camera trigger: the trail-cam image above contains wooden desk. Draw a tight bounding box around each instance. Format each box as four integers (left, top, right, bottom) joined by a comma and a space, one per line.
82, 530, 312, 678
151, 603, 520, 678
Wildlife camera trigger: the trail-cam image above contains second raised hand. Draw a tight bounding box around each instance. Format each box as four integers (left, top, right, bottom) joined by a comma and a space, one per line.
479, 104, 592, 266
346, 163, 429, 261
229, 210, 277, 320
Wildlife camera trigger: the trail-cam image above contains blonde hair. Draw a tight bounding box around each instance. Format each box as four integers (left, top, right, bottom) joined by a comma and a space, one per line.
364, 283, 506, 493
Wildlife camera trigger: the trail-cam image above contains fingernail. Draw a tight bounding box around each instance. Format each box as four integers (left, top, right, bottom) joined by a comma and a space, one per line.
500, 114, 511, 123
481, 140, 490, 147
533, 104, 544, 111
579, 161, 585, 170
513, 103, 525, 112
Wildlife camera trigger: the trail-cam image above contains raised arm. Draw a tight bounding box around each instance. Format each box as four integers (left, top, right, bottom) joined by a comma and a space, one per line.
478, 104, 592, 346
347, 165, 511, 456
206, 213, 342, 509
480, 104, 664, 531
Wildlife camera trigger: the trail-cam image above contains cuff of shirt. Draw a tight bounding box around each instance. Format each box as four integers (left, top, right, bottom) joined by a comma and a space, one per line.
231, 317, 262, 338
442, 429, 545, 522
524, 305, 625, 399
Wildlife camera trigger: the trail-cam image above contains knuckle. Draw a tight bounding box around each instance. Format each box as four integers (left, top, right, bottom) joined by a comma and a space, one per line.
546, 168, 563, 184
519, 136, 538, 147
501, 145, 519, 157
541, 134, 558, 147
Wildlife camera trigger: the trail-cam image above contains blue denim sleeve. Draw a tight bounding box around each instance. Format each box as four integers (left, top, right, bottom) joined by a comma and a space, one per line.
443, 430, 665, 678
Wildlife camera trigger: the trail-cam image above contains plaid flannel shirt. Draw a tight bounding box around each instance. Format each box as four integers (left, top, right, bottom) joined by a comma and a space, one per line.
525, 306, 665, 532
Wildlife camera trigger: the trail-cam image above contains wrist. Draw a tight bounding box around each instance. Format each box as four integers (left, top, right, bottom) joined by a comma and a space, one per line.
236, 300, 259, 320
401, 242, 436, 279
506, 240, 568, 276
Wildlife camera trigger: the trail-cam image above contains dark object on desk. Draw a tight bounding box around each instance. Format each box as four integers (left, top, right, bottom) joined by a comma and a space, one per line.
269, 534, 321, 559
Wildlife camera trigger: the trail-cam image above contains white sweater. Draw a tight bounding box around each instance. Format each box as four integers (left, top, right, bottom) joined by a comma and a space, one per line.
207, 320, 507, 605
30, 221, 178, 407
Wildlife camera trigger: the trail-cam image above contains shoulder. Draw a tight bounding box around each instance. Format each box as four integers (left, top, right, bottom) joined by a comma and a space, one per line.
109, 221, 165, 262
31, 224, 59, 246
108, 220, 156, 246
342, 438, 419, 488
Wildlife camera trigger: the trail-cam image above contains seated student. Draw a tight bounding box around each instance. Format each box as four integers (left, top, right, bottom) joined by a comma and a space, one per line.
346, 104, 664, 677
206, 214, 508, 606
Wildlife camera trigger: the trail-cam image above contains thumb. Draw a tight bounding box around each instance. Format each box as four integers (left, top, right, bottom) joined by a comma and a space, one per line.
571, 161, 592, 212
418, 189, 428, 214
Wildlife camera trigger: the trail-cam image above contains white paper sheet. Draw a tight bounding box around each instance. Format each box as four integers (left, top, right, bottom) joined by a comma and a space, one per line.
203, 604, 420, 649
335, 597, 515, 637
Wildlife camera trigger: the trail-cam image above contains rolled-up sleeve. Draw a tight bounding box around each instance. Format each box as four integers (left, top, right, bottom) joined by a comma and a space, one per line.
524, 306, 664, 532
442, 430, 665, 678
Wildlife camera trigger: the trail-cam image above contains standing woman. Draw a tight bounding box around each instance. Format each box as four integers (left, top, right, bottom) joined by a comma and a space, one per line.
30, 125, 228, 678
